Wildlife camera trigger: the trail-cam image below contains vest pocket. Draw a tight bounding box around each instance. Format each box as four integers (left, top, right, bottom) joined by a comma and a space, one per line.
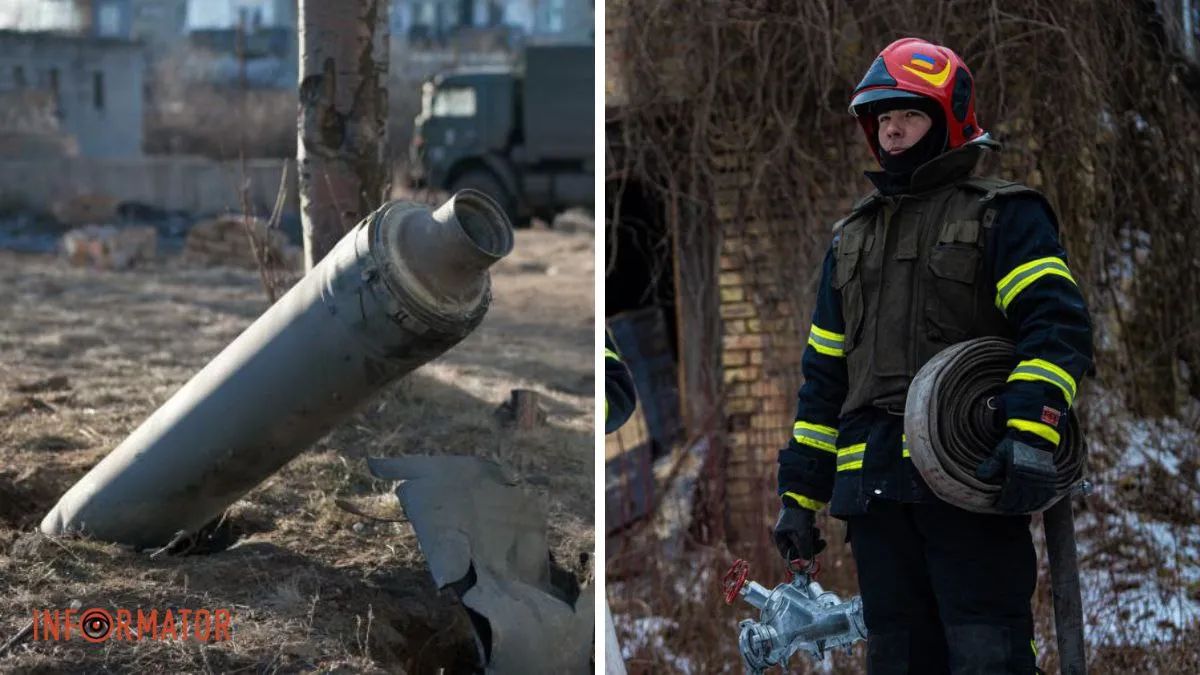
925, 244, 980, 343
834, 232, 865, 352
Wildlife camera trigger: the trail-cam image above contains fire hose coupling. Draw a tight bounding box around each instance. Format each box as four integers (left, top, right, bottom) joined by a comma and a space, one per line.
722, 559, 866, 674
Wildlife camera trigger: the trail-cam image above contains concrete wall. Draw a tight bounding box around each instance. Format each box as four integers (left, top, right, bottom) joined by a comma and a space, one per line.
131, 0, 189, 57
533, 0, 592, 41
0, 156, 297, 217
0, 31, 144, 158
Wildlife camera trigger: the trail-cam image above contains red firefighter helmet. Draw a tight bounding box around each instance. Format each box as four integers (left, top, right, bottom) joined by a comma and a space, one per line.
849, 38, 988, 162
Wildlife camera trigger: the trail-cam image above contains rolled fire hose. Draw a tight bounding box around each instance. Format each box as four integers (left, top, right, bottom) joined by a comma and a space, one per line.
904, 336, 1088, 674
904, 336, 1085, 514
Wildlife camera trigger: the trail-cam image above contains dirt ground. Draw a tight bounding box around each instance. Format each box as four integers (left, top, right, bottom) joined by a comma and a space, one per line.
0, 222, 595, 673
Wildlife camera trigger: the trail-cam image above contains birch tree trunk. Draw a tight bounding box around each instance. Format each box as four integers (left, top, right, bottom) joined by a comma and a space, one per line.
297, 0, 390, 270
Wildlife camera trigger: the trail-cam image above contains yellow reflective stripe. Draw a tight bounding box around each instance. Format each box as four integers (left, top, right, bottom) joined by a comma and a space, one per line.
784, 491, 826, 511
807, 337, 844, 357
807, 324, 845, 358
793, 421, 838, 453
604, 399, 608, 421
810, 324, 844, 343
994, 256, 1076, 311
1031, 639, 1038, 658
837, 443, 866, 456
836, 442, 866, 471
604, 348, 621, 361
1007, 359, 1077, 406
1008, 418, 1061, 446
901, 433, 910, 458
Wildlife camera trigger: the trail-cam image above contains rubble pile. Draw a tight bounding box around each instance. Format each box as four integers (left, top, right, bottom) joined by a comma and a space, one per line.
183, 215, 299, 270
61, 224, 157, 270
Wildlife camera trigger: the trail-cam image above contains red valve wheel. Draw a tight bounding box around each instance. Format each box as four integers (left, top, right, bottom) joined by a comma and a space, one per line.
722, 558, 750, 604
785, 557, 821, 582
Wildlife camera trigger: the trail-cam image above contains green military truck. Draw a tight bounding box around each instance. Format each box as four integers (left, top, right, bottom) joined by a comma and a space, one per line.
409, 43, 594, 226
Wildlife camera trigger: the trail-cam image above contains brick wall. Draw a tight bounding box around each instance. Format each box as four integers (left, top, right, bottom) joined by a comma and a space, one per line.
712, 156, 853, 549
718, 224, 809, 546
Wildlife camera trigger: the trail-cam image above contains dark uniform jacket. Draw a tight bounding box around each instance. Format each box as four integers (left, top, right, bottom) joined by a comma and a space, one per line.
777, 144, 1095, 517
605, 331, 637, 434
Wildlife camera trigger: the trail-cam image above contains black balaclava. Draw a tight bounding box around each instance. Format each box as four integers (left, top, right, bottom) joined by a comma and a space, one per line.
872, 95, 948, 179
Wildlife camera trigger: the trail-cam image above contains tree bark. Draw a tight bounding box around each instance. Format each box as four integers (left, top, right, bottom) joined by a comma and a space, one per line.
297, 0, 389, 270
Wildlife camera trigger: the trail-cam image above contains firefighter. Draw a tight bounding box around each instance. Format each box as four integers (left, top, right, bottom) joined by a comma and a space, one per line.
772, 38, 1094, 673
605, 329, 637, 434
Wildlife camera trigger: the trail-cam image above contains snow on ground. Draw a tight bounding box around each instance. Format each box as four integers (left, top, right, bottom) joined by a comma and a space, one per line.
1070, 381, 1200, 647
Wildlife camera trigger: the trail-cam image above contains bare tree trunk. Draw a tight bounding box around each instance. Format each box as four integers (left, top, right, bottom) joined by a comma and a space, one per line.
297, 0, 390, 270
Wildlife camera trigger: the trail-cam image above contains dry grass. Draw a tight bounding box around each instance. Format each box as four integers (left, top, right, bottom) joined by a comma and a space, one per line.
0, 222, 595, 672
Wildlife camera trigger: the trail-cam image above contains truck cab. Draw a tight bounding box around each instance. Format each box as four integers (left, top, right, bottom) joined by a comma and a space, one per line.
410, 44, 594, 227
410, 67, 518, 200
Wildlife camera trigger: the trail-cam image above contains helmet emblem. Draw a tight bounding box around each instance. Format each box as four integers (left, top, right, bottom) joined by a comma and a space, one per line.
902, 59, 951, 87
908, 53, 937, 69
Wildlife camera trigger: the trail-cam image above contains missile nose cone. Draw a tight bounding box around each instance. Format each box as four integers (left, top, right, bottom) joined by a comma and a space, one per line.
433, 188, 515, 268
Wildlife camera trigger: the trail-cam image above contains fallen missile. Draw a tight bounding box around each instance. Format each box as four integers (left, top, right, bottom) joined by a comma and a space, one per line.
41, 191, 514, 547
368, 455, 593, 675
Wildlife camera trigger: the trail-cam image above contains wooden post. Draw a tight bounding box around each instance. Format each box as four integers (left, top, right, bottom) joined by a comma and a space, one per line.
510, 389, 544, 430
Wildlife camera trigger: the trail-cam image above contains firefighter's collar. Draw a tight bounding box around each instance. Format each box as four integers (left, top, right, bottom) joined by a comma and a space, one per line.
864, 140, 1000, 196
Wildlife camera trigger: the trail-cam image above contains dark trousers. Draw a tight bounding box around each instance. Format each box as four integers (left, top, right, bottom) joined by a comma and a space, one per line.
847, 500, 1038, 674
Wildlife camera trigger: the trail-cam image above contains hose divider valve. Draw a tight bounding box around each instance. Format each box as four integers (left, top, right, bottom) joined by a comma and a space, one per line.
723, 559, 867, 674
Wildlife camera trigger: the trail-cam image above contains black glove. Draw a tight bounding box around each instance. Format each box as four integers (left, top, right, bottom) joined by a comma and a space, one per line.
976, 435, 1058, 513
772, 505, 826, 562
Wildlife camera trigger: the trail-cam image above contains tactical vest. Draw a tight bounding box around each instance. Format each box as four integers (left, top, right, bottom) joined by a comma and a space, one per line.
832, 146, 1041, 416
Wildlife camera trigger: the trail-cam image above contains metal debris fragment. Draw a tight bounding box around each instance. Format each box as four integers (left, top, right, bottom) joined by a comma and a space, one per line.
368, 456, 592, 674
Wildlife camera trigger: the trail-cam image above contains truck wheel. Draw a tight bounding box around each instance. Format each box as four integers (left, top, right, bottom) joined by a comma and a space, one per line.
450, 170, 523, 229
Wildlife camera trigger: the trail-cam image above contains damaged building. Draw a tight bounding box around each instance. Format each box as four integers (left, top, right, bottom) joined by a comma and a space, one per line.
0, 30, 143, 158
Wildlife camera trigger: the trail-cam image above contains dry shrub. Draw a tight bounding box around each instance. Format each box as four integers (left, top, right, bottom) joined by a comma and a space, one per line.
142, 43, 507, 164
145, 85, 297, 159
